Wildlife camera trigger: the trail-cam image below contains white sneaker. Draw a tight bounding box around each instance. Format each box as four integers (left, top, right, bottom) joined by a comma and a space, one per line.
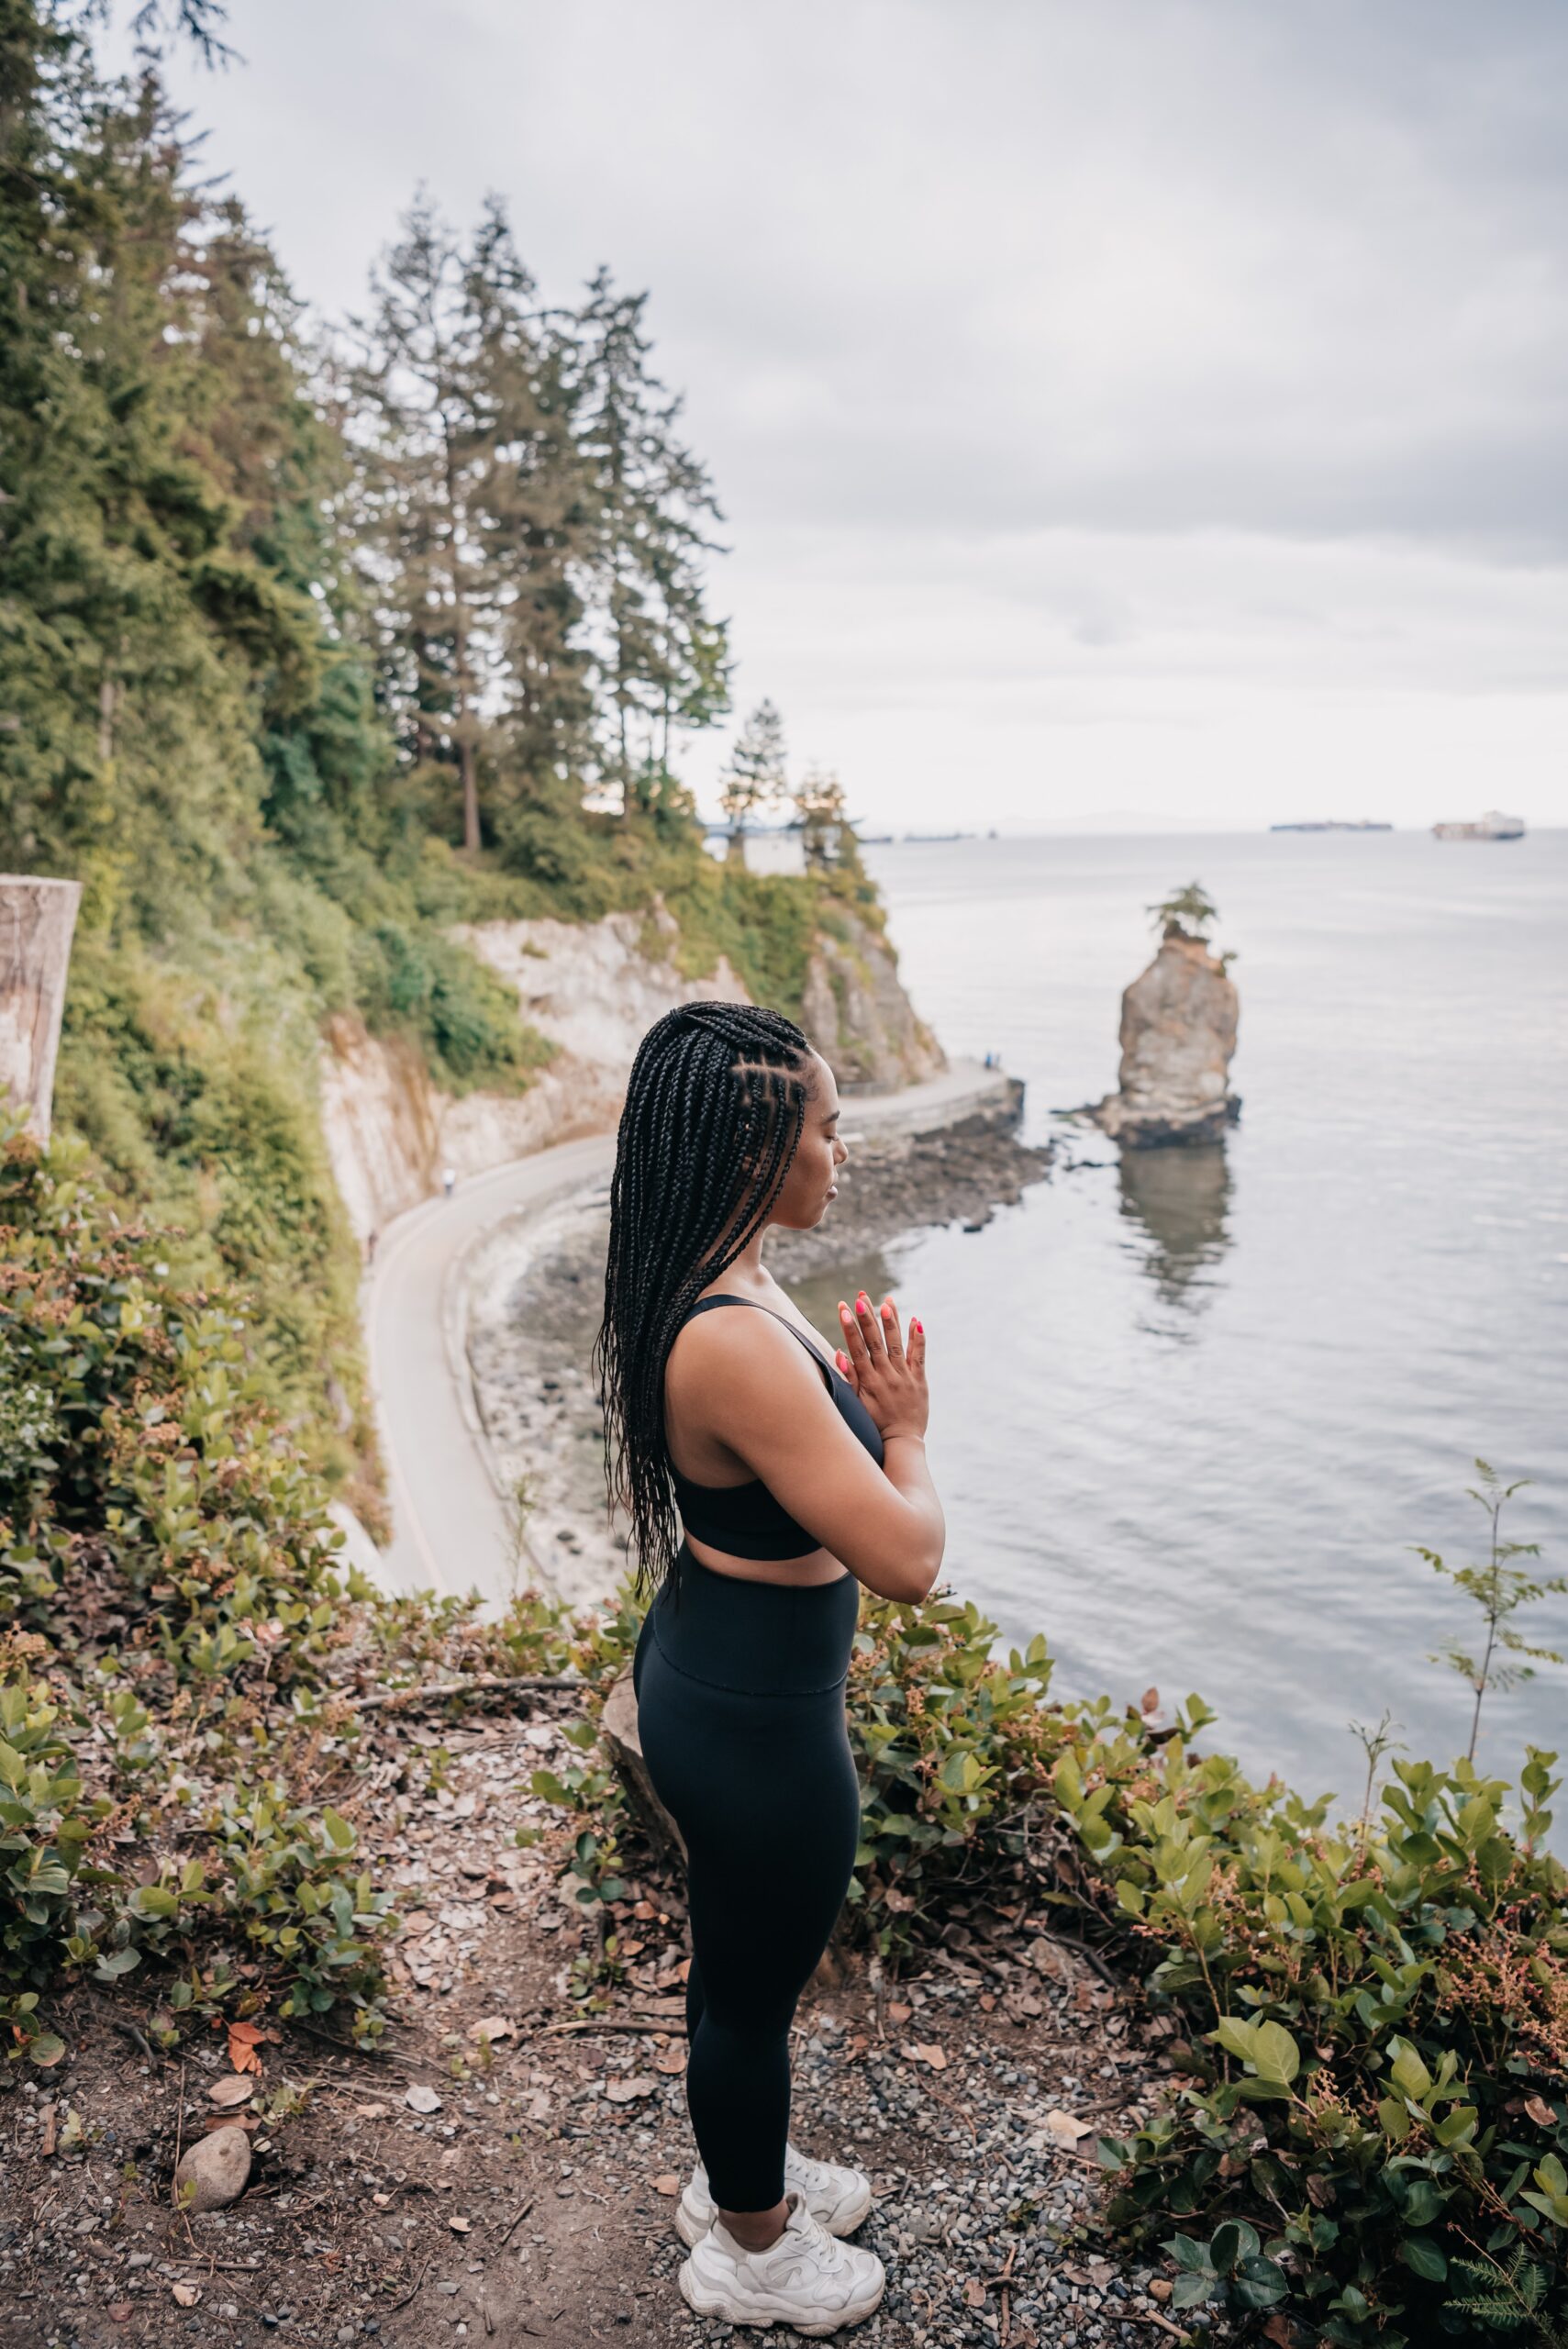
678, 2187, 885, 2335
675, 2139, 873, 2246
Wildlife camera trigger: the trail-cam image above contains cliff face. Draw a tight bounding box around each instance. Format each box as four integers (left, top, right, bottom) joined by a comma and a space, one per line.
801, 907, 946, 1088
1090, 928, 1240, 1148
318, 903, 749, 1240
319, 896, 940, 1240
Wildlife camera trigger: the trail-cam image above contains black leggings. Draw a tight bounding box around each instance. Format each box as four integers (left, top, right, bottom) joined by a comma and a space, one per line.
631, 1542, 862, 2212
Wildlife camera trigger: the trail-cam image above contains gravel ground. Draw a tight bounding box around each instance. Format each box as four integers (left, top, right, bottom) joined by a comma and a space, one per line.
0, 1698, 1207, 2349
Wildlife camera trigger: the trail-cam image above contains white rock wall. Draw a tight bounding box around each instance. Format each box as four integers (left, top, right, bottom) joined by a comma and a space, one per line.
318, 906, 749, 1241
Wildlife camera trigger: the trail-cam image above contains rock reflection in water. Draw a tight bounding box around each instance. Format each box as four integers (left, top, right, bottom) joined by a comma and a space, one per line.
1116, 1141, 1232, 1322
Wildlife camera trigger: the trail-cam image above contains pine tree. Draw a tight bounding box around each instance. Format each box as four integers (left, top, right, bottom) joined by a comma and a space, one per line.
795, 763, 848, 870
346, 195, 599, 851
718, 699, 789, 835
575, 269, 729, 813
346, 195, 496, 852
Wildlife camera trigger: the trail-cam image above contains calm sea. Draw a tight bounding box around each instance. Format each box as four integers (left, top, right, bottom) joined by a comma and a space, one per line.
788, 829, 1568, 1806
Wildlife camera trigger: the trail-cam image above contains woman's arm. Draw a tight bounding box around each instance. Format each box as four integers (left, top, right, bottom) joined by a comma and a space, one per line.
669, 1297, 944, 1605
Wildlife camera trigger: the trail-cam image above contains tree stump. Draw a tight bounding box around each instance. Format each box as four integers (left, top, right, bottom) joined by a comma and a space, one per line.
602, 1666, 686, 1863
0, 876, 82, 1146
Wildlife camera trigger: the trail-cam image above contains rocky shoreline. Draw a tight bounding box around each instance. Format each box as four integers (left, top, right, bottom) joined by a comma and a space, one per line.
464, 1105, 1054, 1605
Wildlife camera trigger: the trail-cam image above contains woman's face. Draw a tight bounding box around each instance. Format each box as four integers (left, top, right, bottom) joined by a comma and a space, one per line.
768, 1051, 849, 1231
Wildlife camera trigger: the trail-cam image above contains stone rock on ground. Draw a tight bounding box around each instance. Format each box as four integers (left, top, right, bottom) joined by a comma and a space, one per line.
1089, 925, 1240, 1147
172, 2123, 252, 2212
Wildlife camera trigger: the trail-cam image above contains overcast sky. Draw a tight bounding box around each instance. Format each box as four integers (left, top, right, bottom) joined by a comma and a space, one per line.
136, 0, 1568, 831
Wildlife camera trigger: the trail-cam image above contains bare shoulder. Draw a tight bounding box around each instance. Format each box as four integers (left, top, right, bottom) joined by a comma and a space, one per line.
666, 1297, 817, 1394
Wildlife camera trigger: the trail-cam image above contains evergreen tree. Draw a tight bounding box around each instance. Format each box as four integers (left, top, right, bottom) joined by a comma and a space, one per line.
575, 269, 730, 812
718, 698, 789, 834
346, 195, 596, 852
794, 763, 849, 870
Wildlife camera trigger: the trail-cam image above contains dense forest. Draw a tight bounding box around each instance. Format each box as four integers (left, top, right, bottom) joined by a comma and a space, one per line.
0, 0, 869, 1503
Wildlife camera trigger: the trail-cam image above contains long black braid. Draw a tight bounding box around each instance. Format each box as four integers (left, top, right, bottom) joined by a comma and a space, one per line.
593, 1001, 815, 1603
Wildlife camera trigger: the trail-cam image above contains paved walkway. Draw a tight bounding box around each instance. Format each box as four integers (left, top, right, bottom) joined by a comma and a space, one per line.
367, 1056, 1014, 1604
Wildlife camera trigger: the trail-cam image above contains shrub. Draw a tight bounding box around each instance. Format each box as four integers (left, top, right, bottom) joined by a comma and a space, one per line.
1062, 1731, 1568, 2343
0, 1123, 391, 2050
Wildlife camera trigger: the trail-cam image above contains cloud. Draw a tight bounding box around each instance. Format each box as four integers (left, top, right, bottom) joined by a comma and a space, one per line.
146, 0, 1568, 823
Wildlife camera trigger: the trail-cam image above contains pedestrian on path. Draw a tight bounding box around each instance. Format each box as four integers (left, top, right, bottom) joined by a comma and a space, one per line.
595, 1001, 946, 2333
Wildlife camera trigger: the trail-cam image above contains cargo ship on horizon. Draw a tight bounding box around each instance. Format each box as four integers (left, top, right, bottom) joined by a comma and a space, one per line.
1432, 809, 1526, 841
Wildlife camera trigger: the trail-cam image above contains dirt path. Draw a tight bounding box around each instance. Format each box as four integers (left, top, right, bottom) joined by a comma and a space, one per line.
1, 1688, 1186, 2349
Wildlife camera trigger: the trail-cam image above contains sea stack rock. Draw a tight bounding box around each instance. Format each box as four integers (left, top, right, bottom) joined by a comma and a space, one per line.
1090, 924, 1240, 1148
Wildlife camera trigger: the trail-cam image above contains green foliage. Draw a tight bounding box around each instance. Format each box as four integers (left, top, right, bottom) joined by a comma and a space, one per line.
1071, 1728, 1568, 2343
1449, 2242, 1568, 2344
0, 1124, 391, 2045
1418, 1460, 1566, 1764
1148, 881, 1219, 939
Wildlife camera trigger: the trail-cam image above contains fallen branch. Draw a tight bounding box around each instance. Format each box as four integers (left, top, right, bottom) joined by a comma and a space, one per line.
356, 1673, 585, 1714
501, 2194, 536, 2245
530, 2015, 681, 2040
386, 2254, 430, 2315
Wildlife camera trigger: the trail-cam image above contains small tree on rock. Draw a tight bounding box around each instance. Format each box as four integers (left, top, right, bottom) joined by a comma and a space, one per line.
1147, 881, 1218, 941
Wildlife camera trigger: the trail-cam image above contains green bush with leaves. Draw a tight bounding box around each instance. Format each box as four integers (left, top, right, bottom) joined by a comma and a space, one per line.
0, 1126, 393, 2053
1062, 1730, 1568, 2344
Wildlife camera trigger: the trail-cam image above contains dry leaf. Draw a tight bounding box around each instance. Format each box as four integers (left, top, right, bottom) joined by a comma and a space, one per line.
1525, 2093, 1556, 2128
605, 2074, 657, 2104
979, 1992, 996, 2012
651, 2172, 682, 2196
653, 2047, 685, 2075
372, 2191, 392, 2208
887, 2002, 912, 2024
357, 2103, 389, 2121
405, 2083, 442, 2115
39, 2103, 57, 2158
450, 2216, 472, 2234
902, 2043, 948, 2071
208, 2075, 255, 2109
467, 2016, 516, 2044
227, 2021, 264, 2076
1045, 2109, 1094, 2143
172, 2283, 200, 2307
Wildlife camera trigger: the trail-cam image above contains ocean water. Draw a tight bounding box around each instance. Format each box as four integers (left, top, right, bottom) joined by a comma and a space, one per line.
792, 829, 1568, 1805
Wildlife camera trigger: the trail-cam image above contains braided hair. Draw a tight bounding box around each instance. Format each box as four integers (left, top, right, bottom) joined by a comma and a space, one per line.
594, 1001, 816, 1602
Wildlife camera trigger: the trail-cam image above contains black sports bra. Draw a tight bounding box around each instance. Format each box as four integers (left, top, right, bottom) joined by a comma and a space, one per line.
665, 1295, 885, 1561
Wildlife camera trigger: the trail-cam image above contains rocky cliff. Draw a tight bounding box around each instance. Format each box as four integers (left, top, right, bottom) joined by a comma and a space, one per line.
1089, 926, 1240, 1148
320, 896, 943, 1239
800, 906, 946, 1087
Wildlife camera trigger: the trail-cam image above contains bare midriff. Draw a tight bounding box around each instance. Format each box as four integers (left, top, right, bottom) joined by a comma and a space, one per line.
680, 1526, 851, 1588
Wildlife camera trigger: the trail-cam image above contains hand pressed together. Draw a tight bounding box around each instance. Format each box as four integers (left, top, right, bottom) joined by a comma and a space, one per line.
834, 1293, 928, 1444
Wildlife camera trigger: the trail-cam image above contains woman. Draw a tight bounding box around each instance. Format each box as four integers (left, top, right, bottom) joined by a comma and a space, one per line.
595, 1001, 945, 2334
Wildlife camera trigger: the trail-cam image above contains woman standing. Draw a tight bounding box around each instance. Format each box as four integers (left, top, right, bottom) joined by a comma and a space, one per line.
595, 1001, 945, 2334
